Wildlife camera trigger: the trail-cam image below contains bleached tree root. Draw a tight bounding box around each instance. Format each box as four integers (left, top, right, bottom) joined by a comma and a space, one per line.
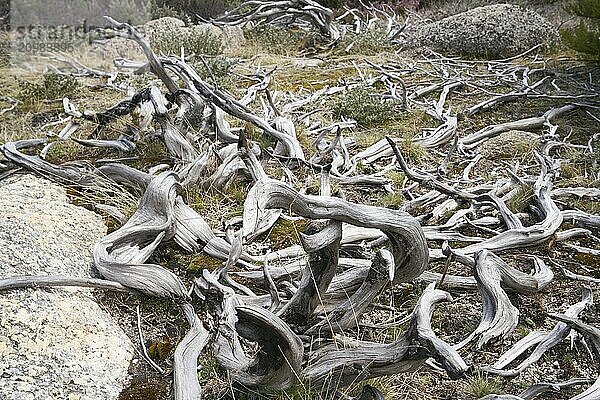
302, 283, 468, 389
455, 250, 553, 350
484, 286, 593, 377
174, 304, 210, 400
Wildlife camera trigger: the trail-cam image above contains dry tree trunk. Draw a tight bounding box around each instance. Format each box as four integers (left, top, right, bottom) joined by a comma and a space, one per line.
174, 304, 210, 400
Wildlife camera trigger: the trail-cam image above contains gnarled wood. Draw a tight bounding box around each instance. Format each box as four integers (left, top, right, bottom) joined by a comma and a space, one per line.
93, 171, 188, 299
174, 304, 210, 400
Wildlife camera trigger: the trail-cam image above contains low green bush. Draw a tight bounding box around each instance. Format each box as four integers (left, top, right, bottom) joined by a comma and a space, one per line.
331, 87, 400, 128
18, 73, 80, 108
153, 27, 223, 56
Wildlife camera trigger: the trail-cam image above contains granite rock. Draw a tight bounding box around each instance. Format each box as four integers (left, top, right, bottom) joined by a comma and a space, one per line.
0, 174, 134, 400
405, 4, 558, 58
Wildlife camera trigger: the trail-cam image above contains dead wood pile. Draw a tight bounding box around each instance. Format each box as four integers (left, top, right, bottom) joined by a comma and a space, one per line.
0, 11, 599, 400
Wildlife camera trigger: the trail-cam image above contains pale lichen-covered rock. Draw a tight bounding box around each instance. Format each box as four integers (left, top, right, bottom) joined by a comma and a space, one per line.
0, 174, 134, 400
142, 16, 186, 37
406, 4, 558, 58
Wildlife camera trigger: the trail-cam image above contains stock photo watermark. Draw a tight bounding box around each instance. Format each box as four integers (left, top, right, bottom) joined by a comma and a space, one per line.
1, 0, 152, 59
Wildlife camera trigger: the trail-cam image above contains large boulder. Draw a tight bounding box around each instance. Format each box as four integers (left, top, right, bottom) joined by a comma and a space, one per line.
0, 174, 134, 400
406, 4, 558, 58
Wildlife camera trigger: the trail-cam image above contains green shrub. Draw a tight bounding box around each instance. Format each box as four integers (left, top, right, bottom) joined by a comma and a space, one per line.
18, 73, 80, 108
331, 87, 400, 128
335, 23, 393, 55
561, 0, 600, 60
108, 0, 152, 25
154, 27, 223, 55
465, 372, 502, 399
192, 55, 238, 86
150, 1, 187, 20
244, 25, 312, 55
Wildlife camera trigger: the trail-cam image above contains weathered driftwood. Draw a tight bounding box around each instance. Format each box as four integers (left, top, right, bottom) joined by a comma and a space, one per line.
562, 209, 600, 230
552, 187, 600, 200
448, 155, 563, 256
571, 377, 600, 400
302, 283, 468, 388
136, 305, 166, 374
551, 260, 600, 284
456, 250, 552, 350
163, 57, 306, 160
479, 395, 524, 400
0, 275, 129, 292
458, 104, 577, 150
4, 16, 598, 400
72, 136, 136, 152
387, 136, 477, 201
195, 270, 303, 390
548, 313, 600, 355
491, 330, 549, 370
93, 171, 188, 299
212, 0, 340, 40
106, 17, 179, 95
174, 304, 210, 400
484, 286, 593, 377
418, 271, 477, 290
306, 248, 394, 334
277, 220, 342, 327
465, 77, 550, 116
1, 139, 96, 185
242, 178, 428, 284
518, 378, 595, 400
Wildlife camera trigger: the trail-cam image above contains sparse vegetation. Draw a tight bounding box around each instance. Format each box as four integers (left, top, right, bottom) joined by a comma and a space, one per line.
17, 73, 80, 110
244, 25, 312, 55
266, 218, 308, 249
336, 24, 394, 55
332, 87, 401, 128
153, 26, 223, 55
382, 191, 405, 208
506, 185, 534, 213
465, 372, 502, 399
1, 2, 599, 400
192, 55, 239, 87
